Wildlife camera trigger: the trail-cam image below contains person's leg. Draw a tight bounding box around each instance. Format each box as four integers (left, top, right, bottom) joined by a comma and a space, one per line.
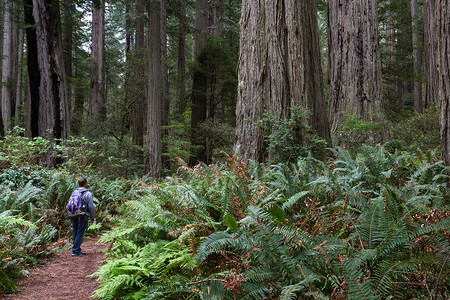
72, 215, 88, 254
72, 218, 79, 253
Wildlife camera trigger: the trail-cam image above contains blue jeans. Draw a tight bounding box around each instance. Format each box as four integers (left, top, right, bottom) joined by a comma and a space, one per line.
72, 214, 88, 254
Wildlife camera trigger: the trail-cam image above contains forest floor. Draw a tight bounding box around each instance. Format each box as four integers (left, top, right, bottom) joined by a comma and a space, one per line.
1, 236, 106, 300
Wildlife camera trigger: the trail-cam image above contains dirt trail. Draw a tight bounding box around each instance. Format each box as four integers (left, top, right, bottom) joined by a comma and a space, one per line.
1, 236, 107, 300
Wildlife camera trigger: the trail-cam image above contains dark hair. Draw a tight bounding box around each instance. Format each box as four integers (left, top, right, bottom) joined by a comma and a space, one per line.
78, 177, 87, 187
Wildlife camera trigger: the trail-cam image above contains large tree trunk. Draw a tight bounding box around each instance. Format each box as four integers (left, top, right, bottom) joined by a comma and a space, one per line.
411, 0, 423, 113
423, 0, 438, 108
89, 0, 105, 121
327, 0, 386, 140
235, 0, 331, 162
33, 0, 69, 139
131, 0, 146, 148
32, 0, 69, 166
435, 0, 449, 167
2, 0, 20, 132
147, 0, 162, 178
62, 0, 74, 112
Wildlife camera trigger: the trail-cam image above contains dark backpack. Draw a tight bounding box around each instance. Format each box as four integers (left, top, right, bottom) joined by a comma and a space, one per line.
67, 189, 88, 219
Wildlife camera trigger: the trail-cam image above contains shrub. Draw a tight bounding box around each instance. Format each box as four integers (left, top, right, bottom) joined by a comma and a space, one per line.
258, 105, 327, 163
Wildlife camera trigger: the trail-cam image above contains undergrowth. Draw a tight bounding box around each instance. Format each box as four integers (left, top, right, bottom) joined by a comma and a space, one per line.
93, 145, 449, 299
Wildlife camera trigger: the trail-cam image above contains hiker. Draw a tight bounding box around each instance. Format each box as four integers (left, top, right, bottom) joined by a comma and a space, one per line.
68, 177, 95, 257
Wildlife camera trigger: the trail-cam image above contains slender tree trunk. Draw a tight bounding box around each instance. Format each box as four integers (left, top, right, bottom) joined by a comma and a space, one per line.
435, 0, 449, 166
327, 0, 386, 140
236, 0, 331, 162
147, 0, 162, 178
424, 0, 438, 108
14, 24, 24, 127
411, 0, 423, 113
131, 0, 146, 149
160, 0, 170, 170
24, 0, 40, 138
2, 0, 19, 132
89, 0, 105, 121
189, 0, 210, 165
176, 0, 187, 114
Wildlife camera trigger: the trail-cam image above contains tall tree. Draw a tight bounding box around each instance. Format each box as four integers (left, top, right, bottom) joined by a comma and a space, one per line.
176, 0, 187, 111
423, 0, 438, 108
147, 0, 162, 177
189, 0, 222, 165
235, 0, 331, 162
434, 0, 449, 166
327, 0, 386, 140
1, 0, 20, 132
411, 0, 423, 113
89, 0, 106, 121
33, 0, 69, 139
62, 0, 75, 111
131, 0, 146, 148
23, 0, 40, 138
160, 0, 170, 169
26, 0, 69, 166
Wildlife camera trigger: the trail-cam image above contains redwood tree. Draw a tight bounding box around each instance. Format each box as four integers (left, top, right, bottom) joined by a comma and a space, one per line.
327, 0, 386, 140
1, 0, 20, 132
31, 0, 70, 140
235, 0, 331, 162
147, 0, 162, 177
434, 0, 449, 166
89, 0, 105, 121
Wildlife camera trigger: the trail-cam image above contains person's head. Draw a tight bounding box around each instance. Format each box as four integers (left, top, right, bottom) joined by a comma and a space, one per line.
78, 177, 87, 187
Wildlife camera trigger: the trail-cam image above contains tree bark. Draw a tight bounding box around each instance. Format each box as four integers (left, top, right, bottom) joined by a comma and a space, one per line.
160, 0, 170, 170
33, 0, 70, 140
147, 0, 162, 178
62, 0, 74, 112
2, 0, 20, 132
189, 0, 222, 165
14, 22, 24, 127
131, 0, 146, 148
89, 0, 105, 121
424, 0, 438, 108
411, 0, 423, 113
24, 0, 40, 138
435, 0, 449, 166
236, 0, 331, 162
327, 0, 386, 140
176, 0, 187, 113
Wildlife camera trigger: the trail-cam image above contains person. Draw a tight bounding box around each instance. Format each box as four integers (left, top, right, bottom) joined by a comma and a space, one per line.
70, 177, 95, 257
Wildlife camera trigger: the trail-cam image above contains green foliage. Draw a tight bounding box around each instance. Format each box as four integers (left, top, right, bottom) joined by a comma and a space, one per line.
335, 112, 386, 151
0, 213, 56, 293
94, 145, 448, 299
0, 127, 50, 168
389, 105, 441, 152
193, 119, 235, 164
259, 105, 327, 163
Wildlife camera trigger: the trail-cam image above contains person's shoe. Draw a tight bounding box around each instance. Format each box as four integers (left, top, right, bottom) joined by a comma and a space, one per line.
72, 252, 87, 257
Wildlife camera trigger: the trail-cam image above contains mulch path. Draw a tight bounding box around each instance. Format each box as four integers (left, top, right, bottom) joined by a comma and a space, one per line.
1, 236, 107, 300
